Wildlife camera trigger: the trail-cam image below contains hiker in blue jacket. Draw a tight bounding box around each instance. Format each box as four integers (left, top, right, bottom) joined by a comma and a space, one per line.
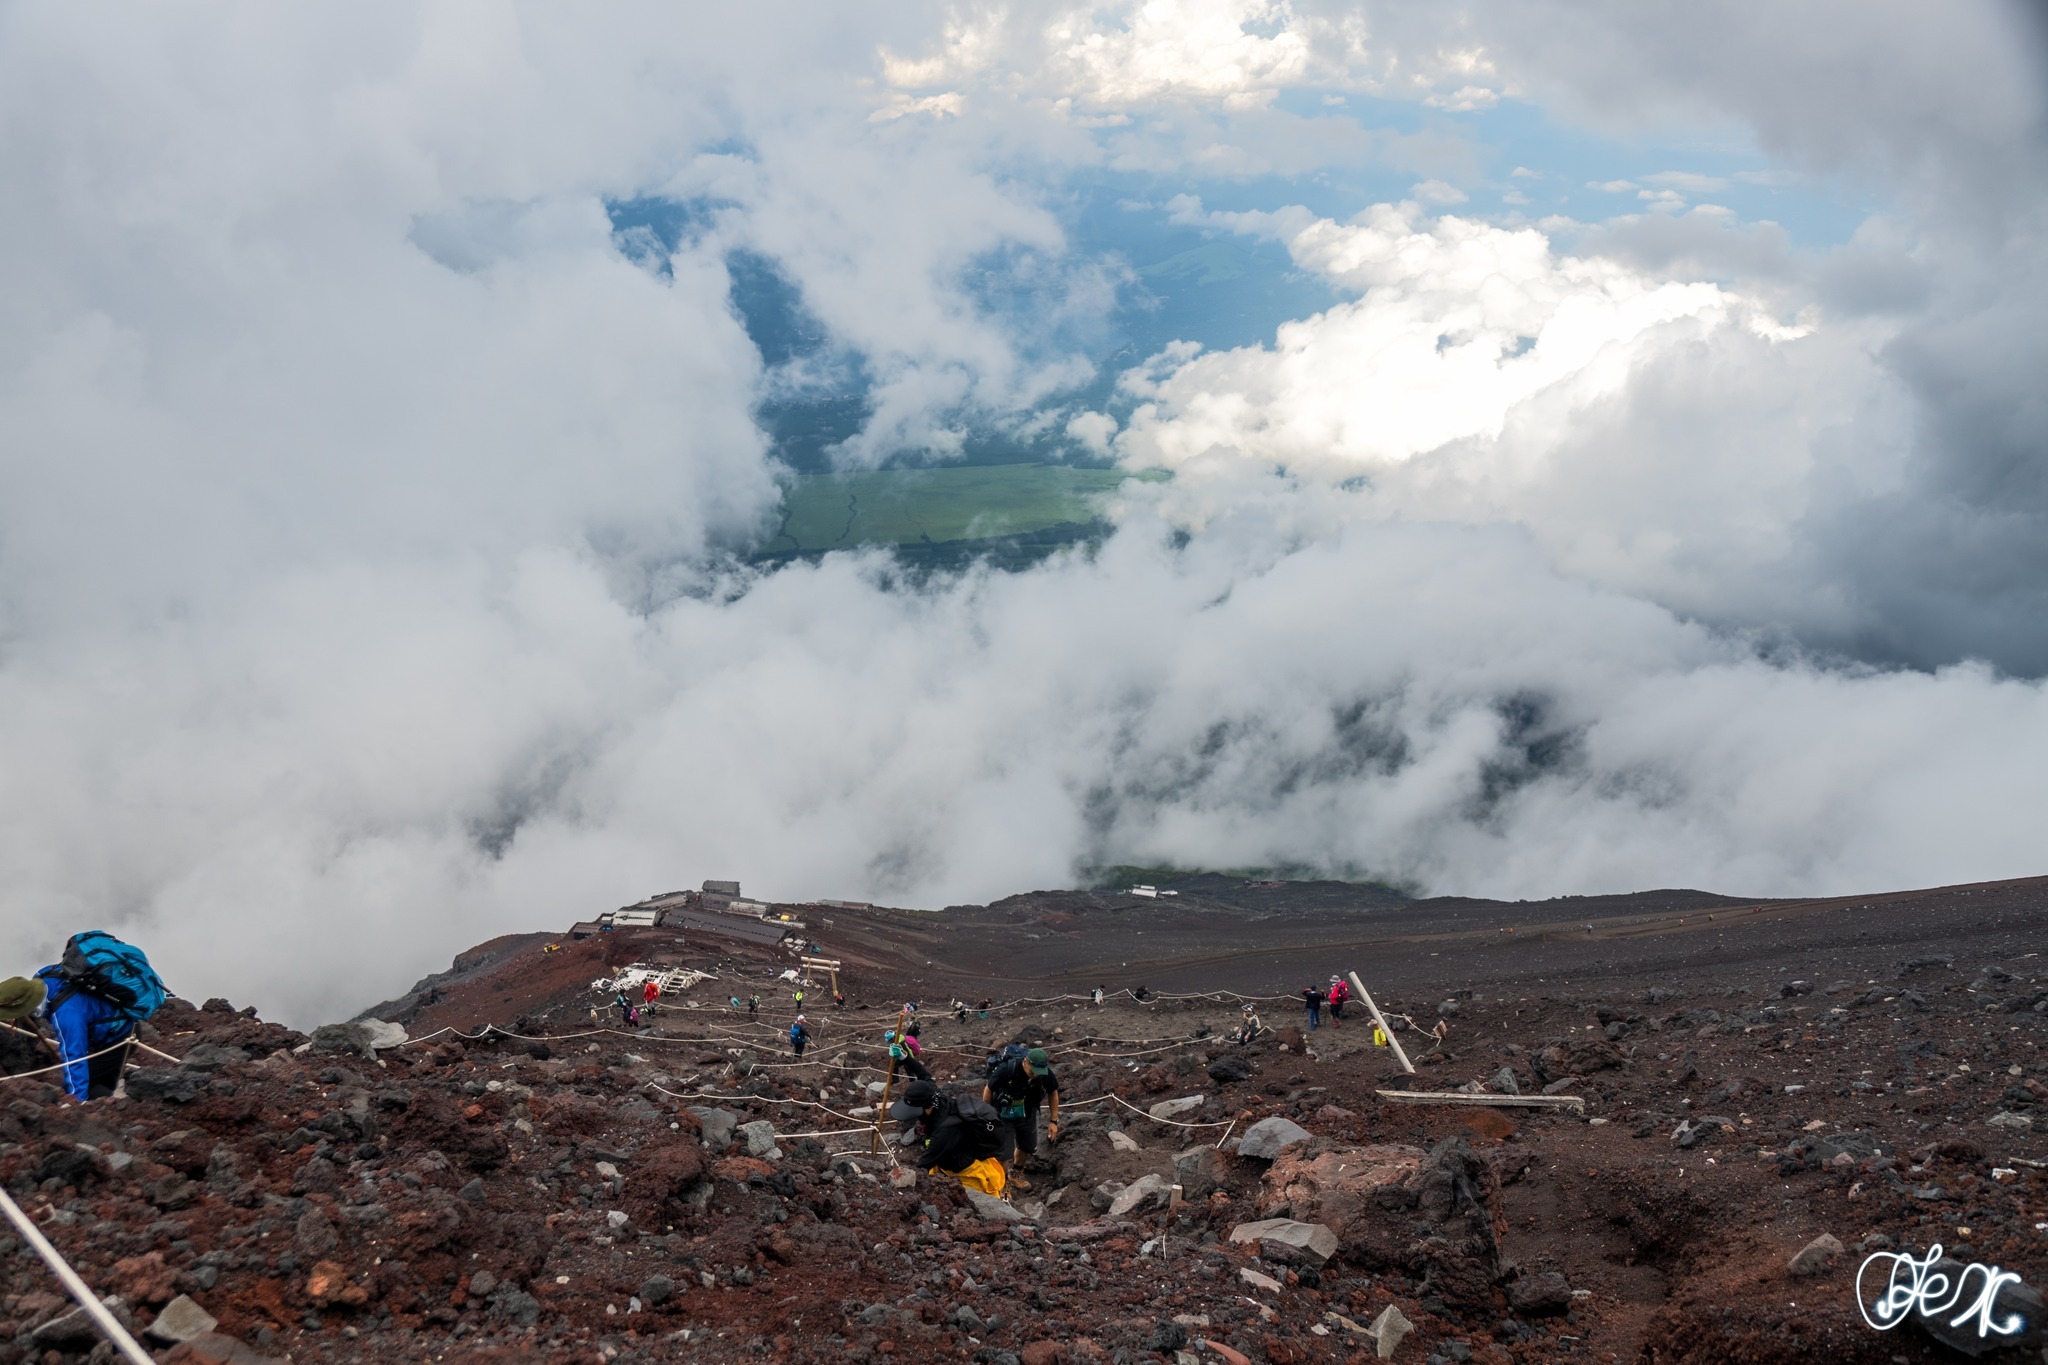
0, 973, 131, 1102
0, 932, 167, 1103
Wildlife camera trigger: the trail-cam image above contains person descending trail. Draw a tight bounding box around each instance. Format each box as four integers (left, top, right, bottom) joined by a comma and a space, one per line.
0, 931, 167, 1102
1326, 975, 1349, 1025
789, 1014, 812, 1058
1303, 984, 1324, 1031
614, 990, 634, 1026
889, 1079, 1014, 1196
748, 995, 760, 1019
642, 978, 660, 1013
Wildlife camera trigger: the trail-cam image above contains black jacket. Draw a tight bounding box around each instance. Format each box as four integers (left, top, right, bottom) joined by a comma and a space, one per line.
920, 1095, 1015, 1172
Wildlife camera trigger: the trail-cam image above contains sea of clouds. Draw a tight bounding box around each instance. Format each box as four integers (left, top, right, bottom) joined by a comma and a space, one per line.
1, 2, 2044, 1024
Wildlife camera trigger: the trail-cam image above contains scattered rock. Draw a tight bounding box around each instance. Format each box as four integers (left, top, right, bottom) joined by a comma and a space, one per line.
1239, 1266, 1284, 1293
146, 1294, 219, 1344
967, 1188, 1025, 1222
32, 1299, 122, 1347
1487, 1067, 1520, 1096
305, 1260, 369, 1308
1368, 1303, 1412, 1358
1207, 1054, 1254, 1085
1987, 1111, 2033, 1132
738, 1119, 783, 1159
126, 1068, 208, 1104
1107, 1173, 1174, 1217
1108, 1130, 1141, 1153
689, 1106, 739, 1152
1509, 1271, 1573, 1315
1149, 1094, 1206, 1120
1236, 1116, 1313, 1160
1228, 1218, 1338, 1265
1787, 1233, 1844, 1276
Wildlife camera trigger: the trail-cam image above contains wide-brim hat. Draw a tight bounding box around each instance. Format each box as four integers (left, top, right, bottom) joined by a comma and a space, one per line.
888, 1079, 937, 1124
0, 976, 48, 1021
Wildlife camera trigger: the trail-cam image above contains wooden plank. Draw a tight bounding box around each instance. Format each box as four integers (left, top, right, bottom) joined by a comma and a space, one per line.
1349, 971, 1415, 1074
1375, 1088, 1585, 1114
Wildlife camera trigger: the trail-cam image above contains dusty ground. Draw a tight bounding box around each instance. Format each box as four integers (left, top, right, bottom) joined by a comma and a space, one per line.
2, 874, 2046, 1363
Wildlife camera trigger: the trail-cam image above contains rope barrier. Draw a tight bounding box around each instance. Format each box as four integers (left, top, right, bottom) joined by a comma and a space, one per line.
0, 1037, 142, 1085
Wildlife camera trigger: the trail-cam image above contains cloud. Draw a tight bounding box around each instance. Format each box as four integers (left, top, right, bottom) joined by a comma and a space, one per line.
1, 0, 2047, 1031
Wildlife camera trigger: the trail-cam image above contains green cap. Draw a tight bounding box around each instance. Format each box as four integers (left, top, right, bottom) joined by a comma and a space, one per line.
0, 976, 47, 1021
1026, 1047, 1051, 1070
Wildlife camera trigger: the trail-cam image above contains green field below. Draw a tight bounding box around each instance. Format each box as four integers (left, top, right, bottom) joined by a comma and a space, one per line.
766, 464, 1164, 553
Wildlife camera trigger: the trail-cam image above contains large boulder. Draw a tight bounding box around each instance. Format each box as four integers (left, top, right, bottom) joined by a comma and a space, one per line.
1259, 1143, 1424, 1235
1267, 1137, 1508, 1312
1236, 1117, 1313, 1160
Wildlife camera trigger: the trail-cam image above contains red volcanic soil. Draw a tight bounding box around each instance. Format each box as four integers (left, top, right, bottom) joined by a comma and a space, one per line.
1, 874, 2045, 1363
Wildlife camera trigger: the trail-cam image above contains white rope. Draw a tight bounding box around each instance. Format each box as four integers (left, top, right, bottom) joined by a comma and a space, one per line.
0, 1036, 139, 1085
0, 1186, 154, 1365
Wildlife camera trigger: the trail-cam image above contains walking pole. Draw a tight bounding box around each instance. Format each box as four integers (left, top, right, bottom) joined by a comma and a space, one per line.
1348, 971, 1415, 1075
0, 1187, 155, 1365
869, 1004, 910, 1154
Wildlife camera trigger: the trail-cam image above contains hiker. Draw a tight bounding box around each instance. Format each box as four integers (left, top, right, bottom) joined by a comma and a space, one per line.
834, 990, 845, 1009
1132, 985, 1150, 1002
789, 1014, 812, 1058
1091, 985, 1104, 1006
977, 997, 991, 1019
642, 979, 660, 1011
889, 1079, 1014, 1196
613, 990, 633, 1026
1326, 975, 1349, 1024
954, 999, 969, 1023
793, 987, 805, 1010
982, 1046, 1060, 1184
0, 931, 167, 1103
1234, 1002, 1263, 1046
1302, 984, 1323, 1030
885, 1027, 930, 1083
748, 994, 760, 1019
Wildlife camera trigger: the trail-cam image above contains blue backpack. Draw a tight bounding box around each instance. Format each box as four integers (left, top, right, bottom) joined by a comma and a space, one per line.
49, 931, 167, 1025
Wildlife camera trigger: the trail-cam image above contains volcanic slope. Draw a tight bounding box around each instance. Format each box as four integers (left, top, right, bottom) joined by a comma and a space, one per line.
0, 875, 2044, 1364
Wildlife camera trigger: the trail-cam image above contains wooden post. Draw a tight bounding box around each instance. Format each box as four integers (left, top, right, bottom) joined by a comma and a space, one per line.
1349, 971, 1415, 1075
869, 1004, 910, 1154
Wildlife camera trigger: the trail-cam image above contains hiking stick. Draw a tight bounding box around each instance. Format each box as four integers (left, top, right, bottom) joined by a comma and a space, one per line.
869, 1004, 909, 1154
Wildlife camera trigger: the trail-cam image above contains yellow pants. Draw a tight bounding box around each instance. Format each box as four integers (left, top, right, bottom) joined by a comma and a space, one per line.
939, 1158, 1007, 1197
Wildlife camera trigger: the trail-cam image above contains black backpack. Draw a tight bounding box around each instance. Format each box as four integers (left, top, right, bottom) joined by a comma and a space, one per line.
983, 1043, 1027, 1082
950, 1096, 1014, 1161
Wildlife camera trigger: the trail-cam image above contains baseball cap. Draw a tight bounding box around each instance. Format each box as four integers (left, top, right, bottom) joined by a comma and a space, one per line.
887, 1079, 938, 1124
1026, 1047, 1051, 1069
0, 976, 46, 1021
